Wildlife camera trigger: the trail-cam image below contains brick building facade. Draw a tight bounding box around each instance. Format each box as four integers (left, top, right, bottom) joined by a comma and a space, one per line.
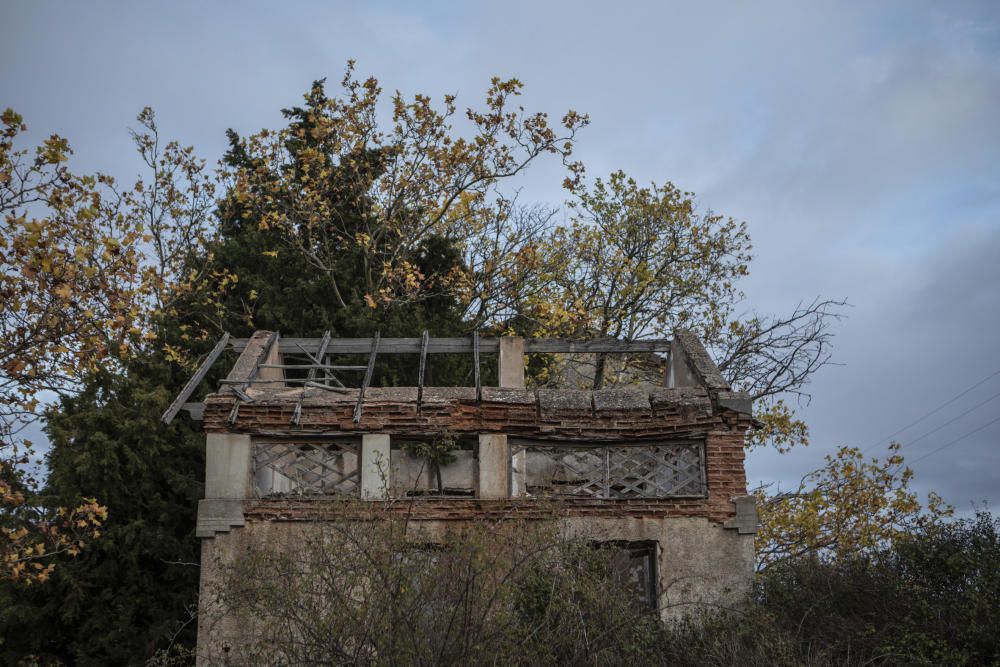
175, 331, 757, 664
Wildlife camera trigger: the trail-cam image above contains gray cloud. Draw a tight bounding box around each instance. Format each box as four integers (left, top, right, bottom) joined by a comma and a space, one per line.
746, 222, 1000, 516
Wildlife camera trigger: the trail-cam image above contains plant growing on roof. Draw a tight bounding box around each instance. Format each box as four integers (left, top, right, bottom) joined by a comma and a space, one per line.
402, 432, 459, 495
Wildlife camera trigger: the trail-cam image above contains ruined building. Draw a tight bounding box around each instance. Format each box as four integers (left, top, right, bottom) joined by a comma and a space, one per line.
165, 330, 757, 663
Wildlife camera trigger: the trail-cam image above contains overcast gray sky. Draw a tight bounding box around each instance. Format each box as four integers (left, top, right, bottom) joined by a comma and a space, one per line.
3, 0, 998, 513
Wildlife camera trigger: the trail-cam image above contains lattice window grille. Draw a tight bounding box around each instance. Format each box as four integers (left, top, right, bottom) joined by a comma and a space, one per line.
254, 440, 360, 497
514, 443, 706, 499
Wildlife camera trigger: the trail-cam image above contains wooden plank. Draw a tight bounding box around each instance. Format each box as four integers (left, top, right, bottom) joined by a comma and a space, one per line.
417, 330, 429, 406
293, 331, 331, 426
232, 337, 492, 354
353, 332, 380, 424
161, 333, 230, 424
524, 339, 672, 353
308, 331, 331, 382
473, 331, 481, 403
227, 400, 241, 425
260, 364, 367, 371
231, 336, 672, 355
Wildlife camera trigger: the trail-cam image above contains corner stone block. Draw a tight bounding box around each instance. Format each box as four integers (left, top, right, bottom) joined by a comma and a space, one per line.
205, 433, 252, 500
361, 434, 391, 500
478, 434, 509, 500
724, 495, 758, 535
196, 498, 245, 538
717, 390, 753, 415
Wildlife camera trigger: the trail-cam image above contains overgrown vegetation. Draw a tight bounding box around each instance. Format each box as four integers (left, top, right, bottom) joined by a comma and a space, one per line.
670, 511, 1000, 667
755, 442, 953, 570
210, 503, 655, 665
210, 508, 999, 667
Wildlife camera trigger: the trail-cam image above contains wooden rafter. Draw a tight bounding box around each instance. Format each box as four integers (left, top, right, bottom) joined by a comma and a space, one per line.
230, 337, 673, 355
161, 333, 230, 424
353, 332, 380, 424
417, 330, 429, 408
473, 330, 481, 403
293, 331, 331, 426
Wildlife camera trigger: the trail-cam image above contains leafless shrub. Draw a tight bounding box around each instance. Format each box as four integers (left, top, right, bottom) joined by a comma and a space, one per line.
212, 501, 664, 666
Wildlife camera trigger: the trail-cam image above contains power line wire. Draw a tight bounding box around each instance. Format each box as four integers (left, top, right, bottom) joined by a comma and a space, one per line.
909, 414, 1000, 465
863, 367, 1000, 453
901, 388, 1000, 448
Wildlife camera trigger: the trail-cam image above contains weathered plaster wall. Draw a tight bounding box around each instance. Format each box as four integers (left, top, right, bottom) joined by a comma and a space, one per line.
560, 515, 754, 619
196, 513, 753, 665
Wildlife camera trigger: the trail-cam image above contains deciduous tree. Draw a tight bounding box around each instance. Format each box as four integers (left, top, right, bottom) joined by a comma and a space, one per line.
510, 170, 845, 452
220, 63, 587, 321
523, 170, 752, 389
755, 443, 953, 570
0, 108, 140, 581
0, 100, 221, 580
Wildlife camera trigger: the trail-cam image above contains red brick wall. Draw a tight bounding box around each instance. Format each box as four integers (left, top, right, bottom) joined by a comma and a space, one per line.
203, 386, 724, 442
203, 385, 751, 527
242, 430, 747, 526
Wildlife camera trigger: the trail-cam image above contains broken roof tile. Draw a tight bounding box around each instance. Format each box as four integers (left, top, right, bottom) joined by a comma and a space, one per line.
537, 389, 593, 415
593, 388, 651, 412
421, 387, 477, 403
481, 387, 536, 405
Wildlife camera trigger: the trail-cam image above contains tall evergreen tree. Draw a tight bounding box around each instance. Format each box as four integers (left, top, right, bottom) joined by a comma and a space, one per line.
200, 80, 471, 342
0, 359, 203, 665
0, 82, 478, 664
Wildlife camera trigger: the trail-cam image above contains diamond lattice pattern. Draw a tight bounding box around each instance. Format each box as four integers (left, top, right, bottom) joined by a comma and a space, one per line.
254, 441, 360, 496
518, 443, 705, 499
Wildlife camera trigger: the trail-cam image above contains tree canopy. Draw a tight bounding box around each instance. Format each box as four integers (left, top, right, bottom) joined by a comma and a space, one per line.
0, 63, 941, 665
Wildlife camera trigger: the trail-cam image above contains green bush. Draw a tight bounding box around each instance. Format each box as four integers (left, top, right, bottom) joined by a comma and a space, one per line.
755, 511, 1000, 666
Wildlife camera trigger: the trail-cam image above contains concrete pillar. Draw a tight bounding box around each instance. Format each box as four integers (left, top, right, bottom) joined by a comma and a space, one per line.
510, 445, 526, 497
478, 433, 509, 500
360, 433, 391, 500
498, 337, 525, 496
498, 336, 525, 390
494, 336, 525, 499
204, 433, 252, 499
199, 433, 251, 538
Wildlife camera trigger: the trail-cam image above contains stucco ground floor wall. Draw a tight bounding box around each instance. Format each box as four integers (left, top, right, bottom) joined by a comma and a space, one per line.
195, 513, 754, 666
560, 515, 755, 618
